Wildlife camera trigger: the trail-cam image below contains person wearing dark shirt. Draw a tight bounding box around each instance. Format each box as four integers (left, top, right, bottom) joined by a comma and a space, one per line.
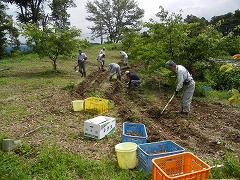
75, 50, 87, 77
125, 71, 141, 89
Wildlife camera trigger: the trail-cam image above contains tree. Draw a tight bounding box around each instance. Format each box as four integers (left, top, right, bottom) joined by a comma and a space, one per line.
0, 2, 19, 59
86, 0, 144, 43
184, 14, 209, 37
122, 6, 229, 74
23, 24, 81, 70
49, 0, 76, 28
211, 9, 240, 36
4, 0, 46, 25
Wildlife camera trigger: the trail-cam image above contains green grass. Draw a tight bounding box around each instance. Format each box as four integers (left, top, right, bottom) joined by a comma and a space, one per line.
0, 103, 30, 122
0, 143, 151, 180
210, 152, 240, 178
194, 82, 240, 107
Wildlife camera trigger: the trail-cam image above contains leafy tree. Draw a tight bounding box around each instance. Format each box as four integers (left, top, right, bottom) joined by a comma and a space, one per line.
4, 0, 46, 25
23, 24, 81, 70
86, 0, 144, 43
184, 14, 209, 37
49, 0, 76, 28
211, 9, 240, 36
0, 2, 19, 59
122, 7, 232, 74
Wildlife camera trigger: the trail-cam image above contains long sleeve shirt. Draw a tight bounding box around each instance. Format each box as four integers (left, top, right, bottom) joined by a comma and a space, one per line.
176, 65, 193, 91
78, 53, 87, 62
97, 53, 104, 61
120, 51, 128, 58
108, 63, 120, 72
128, 72, 140, 84
99, 49, 105, 56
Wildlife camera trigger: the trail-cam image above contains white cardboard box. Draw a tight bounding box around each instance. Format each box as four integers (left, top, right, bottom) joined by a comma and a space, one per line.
84, 116, 116, 139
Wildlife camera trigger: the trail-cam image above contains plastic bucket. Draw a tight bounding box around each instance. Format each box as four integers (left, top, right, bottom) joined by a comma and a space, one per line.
115, 142, 137, 169
72, 100, 84, 111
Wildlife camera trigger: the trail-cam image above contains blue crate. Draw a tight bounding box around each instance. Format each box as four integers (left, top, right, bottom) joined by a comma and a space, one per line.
137, 140, 185, 173
122, 122, 147, 145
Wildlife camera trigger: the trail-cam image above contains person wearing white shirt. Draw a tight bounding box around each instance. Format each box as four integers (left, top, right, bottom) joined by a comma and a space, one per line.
165, 60, 195, 114
99, 47, 105, 57
120, 51, 128, 66
97, 53, 105, 70
108, 63, 121, 81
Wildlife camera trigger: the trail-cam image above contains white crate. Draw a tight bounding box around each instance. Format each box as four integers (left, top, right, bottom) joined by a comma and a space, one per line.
84, 116, 116, 139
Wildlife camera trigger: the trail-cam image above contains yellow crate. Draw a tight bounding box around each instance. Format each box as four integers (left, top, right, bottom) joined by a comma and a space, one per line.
84, 97, 109, 114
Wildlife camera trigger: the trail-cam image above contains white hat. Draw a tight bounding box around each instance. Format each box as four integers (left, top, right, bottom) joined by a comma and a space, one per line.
125, 71, 130, 74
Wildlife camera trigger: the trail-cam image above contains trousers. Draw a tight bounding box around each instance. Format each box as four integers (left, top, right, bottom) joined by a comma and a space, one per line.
181, 80, 195, 113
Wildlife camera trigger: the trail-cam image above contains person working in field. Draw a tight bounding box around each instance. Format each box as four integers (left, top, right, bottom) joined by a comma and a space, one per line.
120, 51, 128, 66
165, 60, 195, 115
125, 71, 141, 89
108, 63, 121, 81
99, 47, 106, 57
97, 53, 105, 71
75, 50, 87, 77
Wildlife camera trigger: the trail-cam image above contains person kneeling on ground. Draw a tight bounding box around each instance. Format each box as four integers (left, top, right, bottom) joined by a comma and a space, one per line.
108, 63, 121, 81
125, 71, 141, 89
165, 60, 195, 115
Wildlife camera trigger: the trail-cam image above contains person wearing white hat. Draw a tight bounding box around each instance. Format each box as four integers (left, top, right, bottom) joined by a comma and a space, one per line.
165, 60, 195, 114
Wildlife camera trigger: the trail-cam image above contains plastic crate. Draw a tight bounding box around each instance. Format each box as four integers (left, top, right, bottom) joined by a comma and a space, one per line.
122, 122, 147, 144
152, 152, 210, 180
138, 141, 185, 173
84, 97, 109, 114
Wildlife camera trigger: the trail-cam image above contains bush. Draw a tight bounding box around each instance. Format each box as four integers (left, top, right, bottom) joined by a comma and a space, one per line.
192, 61, 208, 80
211, 152, 240, 178
205, 62, 240, 91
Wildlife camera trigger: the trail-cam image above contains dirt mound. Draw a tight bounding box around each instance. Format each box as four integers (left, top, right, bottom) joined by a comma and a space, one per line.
73, 70, 108, 98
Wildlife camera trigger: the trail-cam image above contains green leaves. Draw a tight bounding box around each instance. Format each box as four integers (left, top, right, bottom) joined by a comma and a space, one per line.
86, 0, 144, 43
23, 24, 81, 70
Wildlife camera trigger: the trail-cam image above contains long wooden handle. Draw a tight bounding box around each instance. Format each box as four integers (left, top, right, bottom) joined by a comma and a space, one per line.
161, 93, 175, 114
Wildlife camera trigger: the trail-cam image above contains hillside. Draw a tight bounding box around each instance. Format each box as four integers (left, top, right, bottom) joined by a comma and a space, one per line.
0, 47, 240, 178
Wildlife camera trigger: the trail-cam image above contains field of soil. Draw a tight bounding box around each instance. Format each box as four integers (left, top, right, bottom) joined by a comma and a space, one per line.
71, 64, 240, 162
1, 57, 239, 166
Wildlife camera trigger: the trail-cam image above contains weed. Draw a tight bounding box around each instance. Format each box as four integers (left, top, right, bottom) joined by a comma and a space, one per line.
210, 152, 240, 178
62, 81, 75, 90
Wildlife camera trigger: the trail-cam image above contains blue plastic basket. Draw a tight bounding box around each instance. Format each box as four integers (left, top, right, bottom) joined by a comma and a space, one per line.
122, 122, 147, 145
137, 140, 185, 173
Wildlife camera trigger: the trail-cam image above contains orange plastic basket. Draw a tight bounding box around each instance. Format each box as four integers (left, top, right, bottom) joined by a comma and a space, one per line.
152, 152, 210, 180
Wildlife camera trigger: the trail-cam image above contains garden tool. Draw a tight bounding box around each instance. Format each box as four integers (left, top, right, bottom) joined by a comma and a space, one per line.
161, 92, 175, 115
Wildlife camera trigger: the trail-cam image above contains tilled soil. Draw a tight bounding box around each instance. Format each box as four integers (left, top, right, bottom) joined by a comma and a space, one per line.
73, 70, 240, 161
4, 66, 238, 164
